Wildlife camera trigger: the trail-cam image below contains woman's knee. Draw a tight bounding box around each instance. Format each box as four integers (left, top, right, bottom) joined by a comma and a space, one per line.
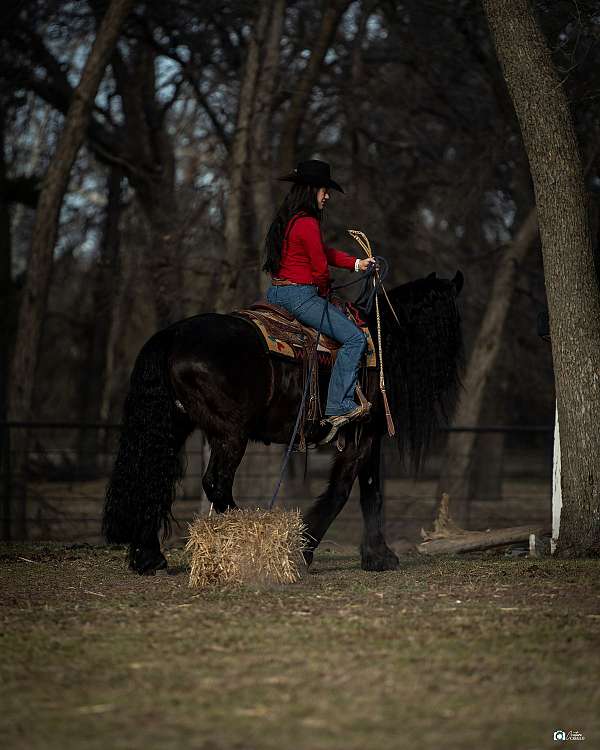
355, 329, 367, 348
345, 329, 367, 352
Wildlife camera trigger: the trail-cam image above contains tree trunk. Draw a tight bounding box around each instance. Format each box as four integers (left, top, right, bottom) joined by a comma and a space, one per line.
112, 44, 183, 327
482, 0, 600, 557
467, 381, 507, 503
0, 108, 15, 540
251, 0, 286, 296
98, 203, 139, 433
142, 186, 182, 327
78, 166, 123, 476
5, 0, 134, 539
216, 1, 272, 313
278, 0, 351, 169
0, 108, 13, 428
437, 207, 538, 525
348, 7, 371, 215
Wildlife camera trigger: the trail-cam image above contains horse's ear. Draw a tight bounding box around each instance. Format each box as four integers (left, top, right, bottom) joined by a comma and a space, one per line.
452, 270, 464, 296
427, 271, 437, 280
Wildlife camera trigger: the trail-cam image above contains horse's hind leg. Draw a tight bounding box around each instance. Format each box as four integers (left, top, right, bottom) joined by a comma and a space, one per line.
202, 435, 247, 512
131, 522, 168, 575
358, 435, 399, 571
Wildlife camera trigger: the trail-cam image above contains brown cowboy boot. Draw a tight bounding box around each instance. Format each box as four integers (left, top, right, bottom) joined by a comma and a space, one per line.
319, 395, 371, 445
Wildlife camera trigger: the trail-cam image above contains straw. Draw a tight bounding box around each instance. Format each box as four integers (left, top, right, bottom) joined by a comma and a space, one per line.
186, 508, 308, 587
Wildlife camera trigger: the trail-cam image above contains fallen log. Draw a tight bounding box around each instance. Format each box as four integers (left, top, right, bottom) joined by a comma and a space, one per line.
417, 524, 551, 555
417, 493, 550, 555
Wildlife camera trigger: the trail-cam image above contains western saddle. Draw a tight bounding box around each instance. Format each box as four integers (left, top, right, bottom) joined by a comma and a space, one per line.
234, 300, 376, 448
234, 300, 376, 369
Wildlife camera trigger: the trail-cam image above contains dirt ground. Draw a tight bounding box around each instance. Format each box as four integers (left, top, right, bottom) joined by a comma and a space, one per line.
1, 542, 599, 750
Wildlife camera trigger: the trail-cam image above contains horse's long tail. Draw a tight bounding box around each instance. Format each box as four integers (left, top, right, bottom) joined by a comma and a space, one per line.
102, 328, 191, 551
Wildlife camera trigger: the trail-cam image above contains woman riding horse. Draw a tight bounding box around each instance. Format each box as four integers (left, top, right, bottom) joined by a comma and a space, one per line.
263, 160, 376, 442
103, 156, 464, 574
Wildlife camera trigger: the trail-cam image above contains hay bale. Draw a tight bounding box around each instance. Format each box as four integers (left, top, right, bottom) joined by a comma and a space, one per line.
186, 508, 308, 587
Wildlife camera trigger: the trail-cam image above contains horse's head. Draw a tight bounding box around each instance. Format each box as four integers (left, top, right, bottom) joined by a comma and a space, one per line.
424, 269, 464, 297
384, 269, 464, 324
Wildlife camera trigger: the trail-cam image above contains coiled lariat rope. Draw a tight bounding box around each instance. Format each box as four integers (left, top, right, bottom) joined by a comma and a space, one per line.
347, 230, 396, 438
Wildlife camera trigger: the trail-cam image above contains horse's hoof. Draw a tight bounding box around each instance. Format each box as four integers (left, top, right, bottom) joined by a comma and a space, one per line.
130, 547, 168, 575
302, 549, 314, 568
360, 545, 400, 572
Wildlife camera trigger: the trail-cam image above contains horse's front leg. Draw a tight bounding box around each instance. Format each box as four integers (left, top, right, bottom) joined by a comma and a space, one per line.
358, 434, 399, 571
202, 435, 247, 512
302, 431, 372, 566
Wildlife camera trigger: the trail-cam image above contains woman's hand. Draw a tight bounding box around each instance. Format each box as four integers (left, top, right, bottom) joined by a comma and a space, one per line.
357, 257, 377, 272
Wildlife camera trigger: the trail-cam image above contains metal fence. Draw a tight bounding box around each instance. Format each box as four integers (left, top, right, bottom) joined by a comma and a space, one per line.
0, 421, 554, 545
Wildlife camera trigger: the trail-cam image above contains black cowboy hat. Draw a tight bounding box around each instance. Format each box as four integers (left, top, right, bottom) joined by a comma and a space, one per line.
279, 159, 344, 193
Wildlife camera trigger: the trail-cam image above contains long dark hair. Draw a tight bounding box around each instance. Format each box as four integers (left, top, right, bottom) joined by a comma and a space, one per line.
382, 273, 464, 472
263, 184, 323, 274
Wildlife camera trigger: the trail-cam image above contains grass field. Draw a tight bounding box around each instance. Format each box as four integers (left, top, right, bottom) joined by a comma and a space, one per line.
1, 542, 599, 750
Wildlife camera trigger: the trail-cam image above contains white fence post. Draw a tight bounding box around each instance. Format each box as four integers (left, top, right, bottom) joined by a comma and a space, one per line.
551, 403, 562, 554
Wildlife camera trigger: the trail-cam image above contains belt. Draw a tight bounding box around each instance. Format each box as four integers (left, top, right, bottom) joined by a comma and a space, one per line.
271, 277, 316, 287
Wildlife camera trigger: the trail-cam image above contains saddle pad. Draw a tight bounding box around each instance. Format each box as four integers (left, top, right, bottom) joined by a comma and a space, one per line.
235, 307, 377, 368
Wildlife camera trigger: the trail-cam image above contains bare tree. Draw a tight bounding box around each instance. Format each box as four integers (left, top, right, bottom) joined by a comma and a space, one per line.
78, 166, 123, 475
278, 0, 351, 169
437, 208, 539, 525
6, 0, 134, 538
2, 1, 596, 545
216, 0, 353, 311
216, 1, 272, 313
482, 0, 600, 556
110, 42, 184, 326
0, 107, 13, 429
251, 0, 286, 295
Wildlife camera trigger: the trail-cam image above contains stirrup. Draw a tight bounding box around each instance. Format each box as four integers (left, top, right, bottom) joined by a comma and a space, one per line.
318, 402, 370, 445
355, 383, 370, 412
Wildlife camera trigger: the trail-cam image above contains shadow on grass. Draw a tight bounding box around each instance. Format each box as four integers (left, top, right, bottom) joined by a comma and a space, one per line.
167, 565, 190, 576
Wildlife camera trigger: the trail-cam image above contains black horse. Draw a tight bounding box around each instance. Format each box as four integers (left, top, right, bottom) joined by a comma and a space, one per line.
103, 271, 464, 574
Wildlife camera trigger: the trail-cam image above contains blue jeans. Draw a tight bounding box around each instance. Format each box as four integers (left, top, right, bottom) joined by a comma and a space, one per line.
266, 284, 366, 416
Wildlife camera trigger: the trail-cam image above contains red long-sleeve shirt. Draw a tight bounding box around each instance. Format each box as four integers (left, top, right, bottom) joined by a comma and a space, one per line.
274, 215, 356, 296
